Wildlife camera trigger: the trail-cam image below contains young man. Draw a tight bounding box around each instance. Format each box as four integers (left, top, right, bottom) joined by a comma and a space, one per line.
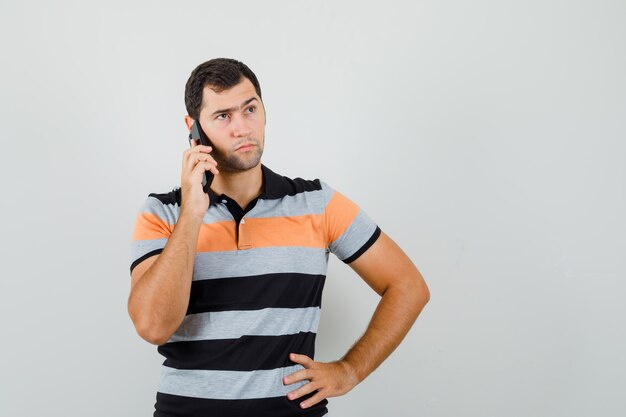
128, 58, 430, 417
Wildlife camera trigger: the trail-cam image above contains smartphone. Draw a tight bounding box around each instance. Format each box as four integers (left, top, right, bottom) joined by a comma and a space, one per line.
188, 120, 215, 190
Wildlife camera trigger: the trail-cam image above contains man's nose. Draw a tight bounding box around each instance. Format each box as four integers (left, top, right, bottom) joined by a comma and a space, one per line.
231, 114, 252, 138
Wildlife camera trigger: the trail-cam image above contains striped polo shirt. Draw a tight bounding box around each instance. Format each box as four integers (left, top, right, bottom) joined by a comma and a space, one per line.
130, 164, 381, 417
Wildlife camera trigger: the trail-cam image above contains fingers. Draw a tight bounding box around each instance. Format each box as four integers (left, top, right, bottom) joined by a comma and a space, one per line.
299, 391, 327, 409
283, 368, 311, 385
179, 136, 215, 217
184, 144, 212, 160
192, 161, 219, 177
283, 358, 357, 409
184, 145, 213, 160
286, 380, 319, 401
183, 146, 218, 176
188, 151, 217, 169
290, 353, 314, 368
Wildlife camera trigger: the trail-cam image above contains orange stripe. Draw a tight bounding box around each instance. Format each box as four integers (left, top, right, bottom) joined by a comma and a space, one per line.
241, 214, 327, 249
132, 212, 172, 240
134, 206, 353, 252
325, 191, 359, 243
196, 221, 239, 252
194, 214, 328, 252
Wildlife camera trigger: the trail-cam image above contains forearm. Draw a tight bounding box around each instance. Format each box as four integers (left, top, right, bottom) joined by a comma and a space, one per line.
340, 279, 428, 383
128, 214, 203, 344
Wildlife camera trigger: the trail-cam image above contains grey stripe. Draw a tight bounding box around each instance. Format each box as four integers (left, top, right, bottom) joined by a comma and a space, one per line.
141, 196, 180, 225
130, 238, 167, 264
329, 209, 378, 260
142, 196, 235, 224
247, 189, 326, 218
158, 364, 308, 400
319, 180, 335, 205
202, 203, 237, 224
192, 246, 329, 281
141, 181, 333, 225
168, 307, 321, 343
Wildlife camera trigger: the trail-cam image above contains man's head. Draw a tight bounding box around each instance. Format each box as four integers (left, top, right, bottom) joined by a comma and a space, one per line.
184, 58, 263, 121
184, 58, 266, 173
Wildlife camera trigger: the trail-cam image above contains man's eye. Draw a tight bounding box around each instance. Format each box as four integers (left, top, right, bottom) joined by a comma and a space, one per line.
246, 106, 256, 113
217, 113, 228, 120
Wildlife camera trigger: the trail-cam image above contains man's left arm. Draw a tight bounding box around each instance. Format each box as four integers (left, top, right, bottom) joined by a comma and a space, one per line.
283, 231, 430, 409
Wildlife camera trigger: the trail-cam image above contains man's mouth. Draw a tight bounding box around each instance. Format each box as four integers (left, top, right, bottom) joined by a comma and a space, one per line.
235, 142, 256, 151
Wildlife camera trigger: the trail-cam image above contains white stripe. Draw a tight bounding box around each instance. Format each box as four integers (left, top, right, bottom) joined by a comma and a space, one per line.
130, 238, 167, 264
192, 246, 329, 281
158, 364, 308, 400
329, 209, 378, 260
248, 188, 326, 218
167, 307, 321, 343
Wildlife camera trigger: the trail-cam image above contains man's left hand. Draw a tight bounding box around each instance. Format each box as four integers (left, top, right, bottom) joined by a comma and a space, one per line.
283, 353, 359, 409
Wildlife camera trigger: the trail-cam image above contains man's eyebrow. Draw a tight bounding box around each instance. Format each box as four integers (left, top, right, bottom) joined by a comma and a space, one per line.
210, 97, 259, 117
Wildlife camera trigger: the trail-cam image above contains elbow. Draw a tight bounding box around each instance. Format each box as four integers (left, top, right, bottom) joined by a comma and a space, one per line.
386, 273, 430, 313
414, 264, 430, 301
419, 279, 431, 305
135, 322, 171, 346
385, 270, 430, 304
407, 271, 430, 310
128, 303, 172, 346
134, 321, 170, 346
133, 321, 171, 346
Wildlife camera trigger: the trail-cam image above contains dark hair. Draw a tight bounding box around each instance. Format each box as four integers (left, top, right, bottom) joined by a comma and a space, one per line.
184, 58, 262, 120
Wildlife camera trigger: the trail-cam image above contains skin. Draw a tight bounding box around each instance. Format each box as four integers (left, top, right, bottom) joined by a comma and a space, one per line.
283, 232, 429, 408
128, 77, 431, 410
183, 77, 268, 211
127, 78, 268, 344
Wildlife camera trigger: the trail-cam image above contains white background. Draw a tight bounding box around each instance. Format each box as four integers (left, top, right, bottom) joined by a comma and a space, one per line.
1, 1, 625, 416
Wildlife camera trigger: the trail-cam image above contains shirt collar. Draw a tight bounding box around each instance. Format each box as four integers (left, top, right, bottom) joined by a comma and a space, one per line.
206, 164, 290, 206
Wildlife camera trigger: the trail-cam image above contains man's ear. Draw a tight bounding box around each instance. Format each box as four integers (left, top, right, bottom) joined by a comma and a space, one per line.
262, 102, 267, 126
184, 115, 194, 131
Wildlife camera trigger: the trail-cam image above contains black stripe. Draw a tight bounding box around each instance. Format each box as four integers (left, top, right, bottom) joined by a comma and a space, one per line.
144, 166, 321, 208
149, 188, 182, 206
342, 226, 382, 264
187, 273, 326, 314
130, 248, 163, 273
154, 391, 328, 417
208, 165, 323, 206
159, 332, 316, 371
144, 166, 321, 210
260, 165, 322, 200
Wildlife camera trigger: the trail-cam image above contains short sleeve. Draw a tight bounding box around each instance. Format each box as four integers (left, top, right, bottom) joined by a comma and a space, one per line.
129, 196, 174, 274
320, 181, 381, 263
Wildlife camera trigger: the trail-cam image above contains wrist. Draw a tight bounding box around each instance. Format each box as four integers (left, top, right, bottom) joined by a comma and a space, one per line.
179, 209, 206, 227
338, 358, 361, 388
180, 205, 206, 222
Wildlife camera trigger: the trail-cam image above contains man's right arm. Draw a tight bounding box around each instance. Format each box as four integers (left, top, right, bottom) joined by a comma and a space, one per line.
127, 213, 203, 345
128, 140, 218, 345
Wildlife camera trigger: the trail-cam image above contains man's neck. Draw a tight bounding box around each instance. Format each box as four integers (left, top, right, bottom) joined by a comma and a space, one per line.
209, 164, 263, 209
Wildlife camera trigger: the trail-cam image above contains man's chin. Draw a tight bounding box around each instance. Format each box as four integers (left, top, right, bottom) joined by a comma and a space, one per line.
219, 153, 263, 172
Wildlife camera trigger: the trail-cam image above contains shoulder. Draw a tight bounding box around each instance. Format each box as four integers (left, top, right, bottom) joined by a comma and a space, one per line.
136, 186, 181, 225
262, 165, 323, 198
147, 187, 182, 206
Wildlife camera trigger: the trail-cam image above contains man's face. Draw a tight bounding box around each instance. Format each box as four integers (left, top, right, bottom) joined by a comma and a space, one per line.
197, 77, 266, 173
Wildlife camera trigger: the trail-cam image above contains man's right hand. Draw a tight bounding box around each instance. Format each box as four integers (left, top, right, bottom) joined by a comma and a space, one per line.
181, 139, 219, 220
